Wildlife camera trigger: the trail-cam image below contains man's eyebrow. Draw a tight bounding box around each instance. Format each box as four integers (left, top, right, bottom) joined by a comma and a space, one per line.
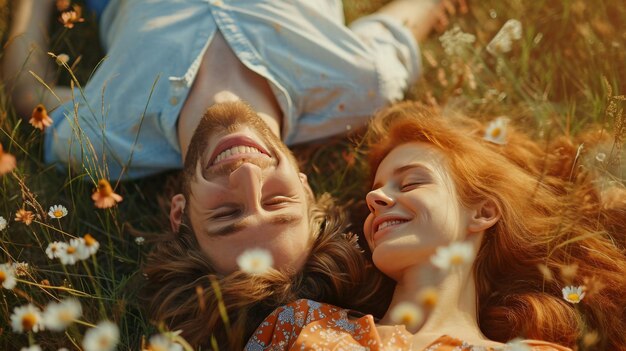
207, 214, 303, 237
372, 163, 431, 189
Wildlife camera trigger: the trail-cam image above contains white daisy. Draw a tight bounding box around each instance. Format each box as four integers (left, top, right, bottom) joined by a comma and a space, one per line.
562, 285, 586, 304
43, 298, 82, 331
48, 205, 68, 219
21, 345, 42, 351
430, 242, 475, 271
484, 117, 509, 145
146, 334, 184, 351
236, 248, 273, 275
505, 338, 531, 351
82, 321, 120, 351
487, 19, 523, 55
57, 238, 85, 265
82, 234, 100, 257
46, 241, 67, 260
11, 304, 44, 333
389, 302, 423, 329
0, 263, 17, 290
0, 216, 7, 230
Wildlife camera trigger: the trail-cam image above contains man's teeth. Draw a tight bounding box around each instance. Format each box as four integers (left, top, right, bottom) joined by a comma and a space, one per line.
214, 146, 262, 164
378, 219, 406, 231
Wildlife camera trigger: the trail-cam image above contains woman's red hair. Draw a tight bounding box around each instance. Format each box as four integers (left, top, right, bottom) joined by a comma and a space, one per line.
366, 102, 626, 349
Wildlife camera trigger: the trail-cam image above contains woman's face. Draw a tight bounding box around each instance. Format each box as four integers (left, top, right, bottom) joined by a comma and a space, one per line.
363, 142, 474, 280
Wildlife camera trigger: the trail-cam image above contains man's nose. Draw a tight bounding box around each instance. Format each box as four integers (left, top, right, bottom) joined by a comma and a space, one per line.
365, 188, 395, 213
229, 163, 263, 206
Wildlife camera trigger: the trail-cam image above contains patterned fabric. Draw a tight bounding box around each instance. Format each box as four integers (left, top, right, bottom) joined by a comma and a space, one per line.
45, 0, 420, 179
245, 299, 573, 351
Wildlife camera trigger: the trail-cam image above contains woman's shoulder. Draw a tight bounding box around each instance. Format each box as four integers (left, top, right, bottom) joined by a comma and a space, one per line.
522, 339, 573, 351
422, 336, 572, 351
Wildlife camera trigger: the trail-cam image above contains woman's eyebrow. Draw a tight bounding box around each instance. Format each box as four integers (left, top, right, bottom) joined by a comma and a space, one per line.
393, 163, 431, 176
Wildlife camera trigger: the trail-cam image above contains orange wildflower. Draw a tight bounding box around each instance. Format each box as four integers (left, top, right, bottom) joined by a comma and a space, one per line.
29, 104, 53, 130
59, 6, 85, 29
341, 150, 356, 168
0, 143, 17, 175
56, 0, 71, 12
92, 179, 123, 209
15, 209, 34, 226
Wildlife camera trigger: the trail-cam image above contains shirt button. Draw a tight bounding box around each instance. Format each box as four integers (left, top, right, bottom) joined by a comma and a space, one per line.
170, 97, 179, 105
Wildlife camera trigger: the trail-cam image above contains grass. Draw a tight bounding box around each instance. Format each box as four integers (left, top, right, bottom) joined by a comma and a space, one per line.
0, 0, 624, 350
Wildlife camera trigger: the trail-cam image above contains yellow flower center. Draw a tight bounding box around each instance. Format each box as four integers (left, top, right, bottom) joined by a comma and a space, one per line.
0, 270, 6, 283
32, 105, 47, 121
67, 246, 76, 254
53, 210, 64, 218
22, 313, 37, 331
490, 127, 501, 138
147, 345, 167, 351
450, 255, 464, 265
84, 234, 96, 247
59, 310, 73, 323
400, 313, 414, 325
568, 293, 580, 302
99, 336, 112, 348
97, 180, 114, 196
421, 291, 438, 308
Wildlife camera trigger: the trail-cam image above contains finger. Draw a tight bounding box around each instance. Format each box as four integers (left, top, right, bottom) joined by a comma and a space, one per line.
436, 11, 450, 31
459, 0, 469, 14
443, 0, 456, 16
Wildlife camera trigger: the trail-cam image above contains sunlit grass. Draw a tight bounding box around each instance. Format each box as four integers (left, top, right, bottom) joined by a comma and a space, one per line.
1, 0, 624, 349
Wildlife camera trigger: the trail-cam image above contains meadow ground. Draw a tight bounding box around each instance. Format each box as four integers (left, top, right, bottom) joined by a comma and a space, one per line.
0, 0, 624, 350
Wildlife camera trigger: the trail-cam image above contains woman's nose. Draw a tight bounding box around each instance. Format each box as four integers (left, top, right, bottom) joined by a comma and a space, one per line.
366, 188, 394, 213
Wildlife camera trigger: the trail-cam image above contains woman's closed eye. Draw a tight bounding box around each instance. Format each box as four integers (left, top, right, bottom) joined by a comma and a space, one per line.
400, 181, 424, 191
212, 208, 240, 219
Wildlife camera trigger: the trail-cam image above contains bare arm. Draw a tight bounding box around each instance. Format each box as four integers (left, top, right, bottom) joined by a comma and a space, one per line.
3, 0, 73, 120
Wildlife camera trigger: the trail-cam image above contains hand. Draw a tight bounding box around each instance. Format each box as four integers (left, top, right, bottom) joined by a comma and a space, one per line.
376, 0, 470, 43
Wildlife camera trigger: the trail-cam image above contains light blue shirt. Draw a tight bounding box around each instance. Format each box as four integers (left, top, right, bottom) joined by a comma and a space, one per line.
45, 0, 421, 180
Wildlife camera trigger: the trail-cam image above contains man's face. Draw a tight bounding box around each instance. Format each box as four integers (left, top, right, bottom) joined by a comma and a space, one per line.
171, 102, 314, 274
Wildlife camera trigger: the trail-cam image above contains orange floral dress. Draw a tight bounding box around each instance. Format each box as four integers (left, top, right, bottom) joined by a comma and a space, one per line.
245, 299, 572, 351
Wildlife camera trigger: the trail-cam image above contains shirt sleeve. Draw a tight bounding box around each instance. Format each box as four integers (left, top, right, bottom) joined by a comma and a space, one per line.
348, 14, 422, 102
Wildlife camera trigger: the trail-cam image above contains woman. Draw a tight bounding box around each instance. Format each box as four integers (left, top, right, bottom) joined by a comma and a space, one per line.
246, 102, 626, 350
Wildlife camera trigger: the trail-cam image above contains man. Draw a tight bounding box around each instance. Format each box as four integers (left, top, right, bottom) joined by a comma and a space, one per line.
3, 0, 457, 272
169, 99, 318, 274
